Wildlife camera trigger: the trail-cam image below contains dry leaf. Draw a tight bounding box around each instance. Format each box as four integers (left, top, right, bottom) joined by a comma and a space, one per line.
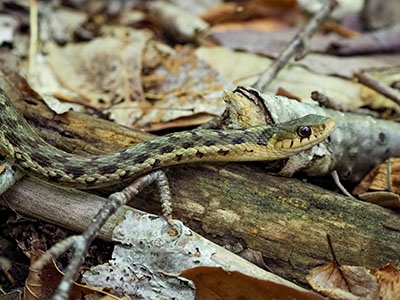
210, 28, 400, 78
307, 262, 379, 299
45, 6, 87, 44
359, 85, 400, 117
25, 249, 125, 300
196, 46, 365, 109
375, 264, 400, 300
146, 1, 209, 43
353, 158, 400, 195
48, 28, 151, 108
202, 1, 298, 26
358, 192, 400, 210
128, 45, 231, 130
328, 24, 400, 55
182, 266, 325, 300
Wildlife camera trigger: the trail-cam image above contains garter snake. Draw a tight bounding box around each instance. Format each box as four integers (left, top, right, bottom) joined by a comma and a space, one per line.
0, 89, 335, 189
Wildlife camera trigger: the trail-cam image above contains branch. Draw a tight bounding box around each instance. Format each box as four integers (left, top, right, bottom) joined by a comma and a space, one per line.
252, 0, 337, 91
354, 69, 400, 106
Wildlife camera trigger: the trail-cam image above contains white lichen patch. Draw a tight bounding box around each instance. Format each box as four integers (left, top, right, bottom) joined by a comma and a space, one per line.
82, 211, 217, 299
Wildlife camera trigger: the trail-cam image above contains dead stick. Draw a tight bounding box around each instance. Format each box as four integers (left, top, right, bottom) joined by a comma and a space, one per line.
252, 0, 337, 92
354, 70, 400, 106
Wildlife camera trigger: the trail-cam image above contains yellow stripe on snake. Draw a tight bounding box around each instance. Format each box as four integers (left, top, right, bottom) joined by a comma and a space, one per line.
0, 89, 335, 189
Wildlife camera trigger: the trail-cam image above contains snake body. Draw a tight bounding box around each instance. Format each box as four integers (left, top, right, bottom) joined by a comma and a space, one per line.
0, 90, 335, 189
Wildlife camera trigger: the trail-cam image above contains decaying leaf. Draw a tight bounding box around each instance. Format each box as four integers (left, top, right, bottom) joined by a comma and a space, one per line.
210, 28, 400, 79
25, 248, 124, 300
358, 192, 400, 210
48, 28, 151, 108
146, 1, 209, 43
359, 85, 400, 117
307, 262, 379, 299
182, 266, 325, 300
44, 5, 87, 44
329, 24, 400, 55
353, 158, 400, 195
375, 264, 400, 300
130, 45, 232, 130
196, 46, 366, 110
203, 0, 298, 29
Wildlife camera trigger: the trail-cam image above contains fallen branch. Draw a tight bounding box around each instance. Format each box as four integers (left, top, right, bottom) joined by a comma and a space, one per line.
252, 0, 337, 91
354, 69, 400, 106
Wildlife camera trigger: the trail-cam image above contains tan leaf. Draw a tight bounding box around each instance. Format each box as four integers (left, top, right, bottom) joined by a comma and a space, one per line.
358, 192, 400, 210
25, 248, 127, 300
307, 262, 379, 299
48, 28, 151, 108
353, 158, 400, 196
182, 266, 325, 300
375, 263, 400, 300
128, 45, 231, 130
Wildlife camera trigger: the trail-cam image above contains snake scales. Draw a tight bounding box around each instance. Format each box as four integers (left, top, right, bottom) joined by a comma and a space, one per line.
0, 89, 335, 189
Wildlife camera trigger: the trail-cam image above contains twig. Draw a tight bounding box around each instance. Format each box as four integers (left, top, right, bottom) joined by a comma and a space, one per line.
311, 90, 380, 117
354, 69, 400, 106
32, 170, 173, 300
326, 234, 352, 292
386, 158, 393, 192
331, 170, 355, 198
28, 0, 38, 77
252, 0, 337, 92
311, 90, 333, 108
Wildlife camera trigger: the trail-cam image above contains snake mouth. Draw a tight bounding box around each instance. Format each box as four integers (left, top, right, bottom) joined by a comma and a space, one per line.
274, 118, 335, 152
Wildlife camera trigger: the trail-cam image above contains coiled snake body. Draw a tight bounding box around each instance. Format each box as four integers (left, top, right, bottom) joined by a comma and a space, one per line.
0, 90, 335, 189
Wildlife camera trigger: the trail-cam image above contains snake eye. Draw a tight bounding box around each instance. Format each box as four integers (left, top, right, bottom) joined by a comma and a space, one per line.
297, 126, 312, 138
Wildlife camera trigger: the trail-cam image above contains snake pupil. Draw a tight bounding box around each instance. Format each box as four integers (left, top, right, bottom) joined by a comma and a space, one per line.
297, 126, 312, 138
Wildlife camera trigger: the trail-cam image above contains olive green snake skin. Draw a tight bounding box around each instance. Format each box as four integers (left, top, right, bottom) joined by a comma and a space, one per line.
0, 89, 335, 189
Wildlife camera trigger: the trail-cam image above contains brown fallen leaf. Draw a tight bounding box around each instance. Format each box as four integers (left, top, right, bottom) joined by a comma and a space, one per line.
375, 264, 400, 300
358, 192, 400, 210
321, 21, 360, 38
48, 27, 151, 108
182, 266, 325, 300
134, 45, 231, 131
307, 262, 379, 299
25, 248, 125, 300
201, 1, 297, 26
353, 158, 400, 196
275, 86, 301, 101
328, 24, 400, 55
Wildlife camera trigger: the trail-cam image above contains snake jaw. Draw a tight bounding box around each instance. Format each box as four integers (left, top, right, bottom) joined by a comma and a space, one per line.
268, 117, 335, 159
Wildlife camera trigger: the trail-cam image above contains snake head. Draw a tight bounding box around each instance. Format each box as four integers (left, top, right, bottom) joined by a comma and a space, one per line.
266, 114, 335, 158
